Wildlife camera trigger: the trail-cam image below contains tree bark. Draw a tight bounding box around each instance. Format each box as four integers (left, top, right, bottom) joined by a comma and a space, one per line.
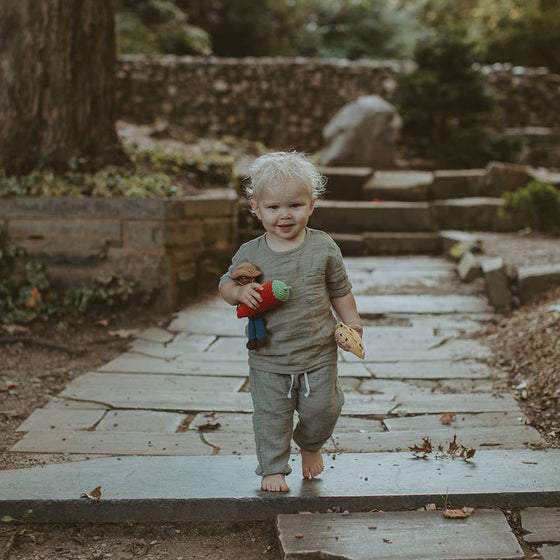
0, 0, 127, 174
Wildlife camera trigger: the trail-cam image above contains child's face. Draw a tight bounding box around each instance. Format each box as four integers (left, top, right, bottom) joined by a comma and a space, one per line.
251, 180, 316, 247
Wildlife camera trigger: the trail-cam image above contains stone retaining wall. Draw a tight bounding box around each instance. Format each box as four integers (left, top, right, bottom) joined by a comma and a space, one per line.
0, 191, 238, 312
116, 56, 560, 154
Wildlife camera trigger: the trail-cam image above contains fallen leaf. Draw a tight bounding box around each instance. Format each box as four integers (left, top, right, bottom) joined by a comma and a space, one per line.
383, 538, 392, 543
447, 434, 459, 455
5, 381, 19, 389
443, 506, 474, 519
368, 526, 377, 530
196, 421, 221, 431
409, 436, 432, 455
80, 486, 102, 502
295, 533, 304, 539
522, 460, 538, 465
440, 413, 456, 425
424, 503, 437, 511
95, 319, 109, 327
27, 287, 42, 308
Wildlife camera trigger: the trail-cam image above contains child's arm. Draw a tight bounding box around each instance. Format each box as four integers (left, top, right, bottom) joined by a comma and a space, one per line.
331, 292, 363, 337
219, 281, 263, 309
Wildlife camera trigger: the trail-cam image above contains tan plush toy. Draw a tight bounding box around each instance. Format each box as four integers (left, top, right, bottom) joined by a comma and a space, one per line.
335, 322, 365, 359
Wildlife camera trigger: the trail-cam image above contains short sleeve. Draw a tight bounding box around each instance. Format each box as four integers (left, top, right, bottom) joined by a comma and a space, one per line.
326, 237, 352, 298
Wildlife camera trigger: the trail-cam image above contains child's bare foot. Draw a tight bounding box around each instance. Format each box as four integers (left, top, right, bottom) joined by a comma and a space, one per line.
301, 449, 323, 479
261, 473, 289, 492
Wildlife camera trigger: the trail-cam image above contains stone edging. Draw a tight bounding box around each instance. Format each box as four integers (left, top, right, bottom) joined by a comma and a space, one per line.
441, 230, 560, 308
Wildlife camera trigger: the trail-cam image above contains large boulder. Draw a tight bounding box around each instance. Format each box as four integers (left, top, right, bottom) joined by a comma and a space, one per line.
319, 95, 401, 169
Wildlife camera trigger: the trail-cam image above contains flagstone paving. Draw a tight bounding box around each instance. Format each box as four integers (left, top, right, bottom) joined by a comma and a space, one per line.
3, 254, 559, 556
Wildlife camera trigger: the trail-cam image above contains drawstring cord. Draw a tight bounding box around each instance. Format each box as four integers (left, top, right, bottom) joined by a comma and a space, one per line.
287, 374, 296, 399
286, 373, 311, 398
303, 372, 310, 397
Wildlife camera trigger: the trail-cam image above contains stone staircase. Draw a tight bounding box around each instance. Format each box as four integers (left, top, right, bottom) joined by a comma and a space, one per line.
310, 165, 523, 256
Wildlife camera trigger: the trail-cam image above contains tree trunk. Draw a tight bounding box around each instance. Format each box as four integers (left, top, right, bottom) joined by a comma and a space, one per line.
0, 0, 127, 174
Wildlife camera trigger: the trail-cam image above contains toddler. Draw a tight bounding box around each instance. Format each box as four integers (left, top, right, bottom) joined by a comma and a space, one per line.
219, 152, 362, 492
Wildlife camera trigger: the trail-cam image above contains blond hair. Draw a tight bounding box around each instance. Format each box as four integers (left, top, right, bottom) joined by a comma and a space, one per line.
246, 151, 326, 202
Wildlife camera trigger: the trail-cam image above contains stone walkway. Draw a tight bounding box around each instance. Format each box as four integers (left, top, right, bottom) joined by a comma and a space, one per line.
2, 255, 560, 559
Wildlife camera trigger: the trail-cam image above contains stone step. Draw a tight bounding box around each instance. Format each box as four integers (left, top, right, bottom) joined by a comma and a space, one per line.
277, 509, 524, 560
2, 450, 559, 523
363, 170, 434, 201
331, 232, 442, 256
319, 166, 374, 200
432, 169, 490, 199
432, 197, 520, 231
310, 200, 436, 233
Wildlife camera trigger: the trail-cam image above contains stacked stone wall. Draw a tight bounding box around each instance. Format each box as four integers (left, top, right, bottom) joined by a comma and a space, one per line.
116, 56, 560, 153
0, 191, 238, 312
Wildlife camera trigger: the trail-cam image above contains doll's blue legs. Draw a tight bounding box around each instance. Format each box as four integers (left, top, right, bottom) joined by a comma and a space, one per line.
247, 314, 267, 349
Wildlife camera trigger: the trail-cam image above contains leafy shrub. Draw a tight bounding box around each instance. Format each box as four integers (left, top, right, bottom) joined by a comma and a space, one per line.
0, 228, 155, 325
500, 181, 560, 234
393, 32, 521, 168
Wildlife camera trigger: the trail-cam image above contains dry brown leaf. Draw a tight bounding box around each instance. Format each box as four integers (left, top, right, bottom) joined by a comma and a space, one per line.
409, 436, 432, 456
96, 319, 109, 327
81, 486, 102, 502
440, 413, 456, 425
295, 533, 304, 539
27, 287, 42, 308
383, 538, 392, 543
368, 526, 377, 530
443, 507, 474, 519
196, 422, 221, 431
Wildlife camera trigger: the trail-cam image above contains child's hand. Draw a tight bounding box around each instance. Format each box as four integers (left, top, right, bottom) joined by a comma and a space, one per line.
237, 282, 263, 310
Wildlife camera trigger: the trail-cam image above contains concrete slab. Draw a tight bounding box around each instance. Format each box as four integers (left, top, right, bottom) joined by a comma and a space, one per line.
341, 395, 398, 416
16, 408, 106, 432
135, 327, 174, 344
164, 332, 216, 352
521, 507, 560, 543
11, 430, 212, 456
438, 378, 496, 392
61, 372, 245, 399
355, 295, 491, 315
339, 377, 361, 391
395, 393, 521, 415
199, 336, 249, 360
328, 425, 543, 453
278, 510, 523, 560
168, 298, 244, 336
366, 361, 495, 380
337, 362, 372, 378
95, 410, 186, 433
2, 450, 559, 522
349, 339, 492, 363
127, 340, 185, 360
362, 232, 441, 256
383, 412, 527, 432
539, 545, 560, 560
99, 354, 249, 376
43, 397, 109, 410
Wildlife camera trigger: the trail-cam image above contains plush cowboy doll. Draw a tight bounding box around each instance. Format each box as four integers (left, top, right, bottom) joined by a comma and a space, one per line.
231, 263, 291, 350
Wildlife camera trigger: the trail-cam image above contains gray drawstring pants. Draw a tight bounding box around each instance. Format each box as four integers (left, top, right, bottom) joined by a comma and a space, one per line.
249, 363, 344, 477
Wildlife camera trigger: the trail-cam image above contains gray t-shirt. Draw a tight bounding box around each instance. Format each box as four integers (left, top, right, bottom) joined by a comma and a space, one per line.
219, 228, 352, 374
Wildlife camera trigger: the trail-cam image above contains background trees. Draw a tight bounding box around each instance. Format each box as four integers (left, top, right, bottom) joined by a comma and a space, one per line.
1, 0, 126, 174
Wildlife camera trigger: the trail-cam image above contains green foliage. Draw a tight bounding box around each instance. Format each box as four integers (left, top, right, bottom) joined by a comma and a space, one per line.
500, 181, 560, 233
179, 0, 422, 59
393, 32, 521, 167
418, 0, 560, 72
0, 136, 262, 198
0, 229, 155, 325
115, 0, 211, 55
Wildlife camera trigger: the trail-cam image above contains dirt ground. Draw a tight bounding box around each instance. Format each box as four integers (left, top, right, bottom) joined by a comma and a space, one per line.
1, 231, 559, 559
